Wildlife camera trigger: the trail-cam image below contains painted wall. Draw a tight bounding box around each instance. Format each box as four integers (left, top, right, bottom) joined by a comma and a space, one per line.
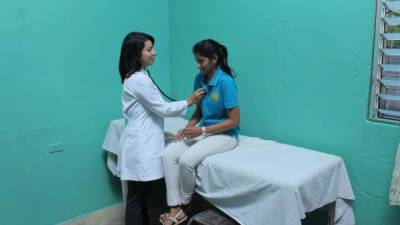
2, 0, 400, 224
0, 0, 171, 224
168, 1, 400, 224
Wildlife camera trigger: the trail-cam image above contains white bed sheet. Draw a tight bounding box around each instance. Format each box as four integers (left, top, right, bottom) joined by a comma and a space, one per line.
195, 135, 355, 225
102, 118, 355, 225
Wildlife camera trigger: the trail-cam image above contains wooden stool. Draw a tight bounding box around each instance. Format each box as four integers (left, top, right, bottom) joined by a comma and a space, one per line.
188, 202, 336, 225
187, 209, 237, 225
326, 201, 336, 225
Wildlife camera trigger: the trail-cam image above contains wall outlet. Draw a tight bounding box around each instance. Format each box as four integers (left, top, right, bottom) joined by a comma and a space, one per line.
49, 142, 64, 154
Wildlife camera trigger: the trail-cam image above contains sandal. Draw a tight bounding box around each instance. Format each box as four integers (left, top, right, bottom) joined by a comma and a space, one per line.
162, 209, 188, 225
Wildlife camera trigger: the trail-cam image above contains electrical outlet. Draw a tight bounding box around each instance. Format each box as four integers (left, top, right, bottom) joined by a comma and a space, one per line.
49, 142, 64, 154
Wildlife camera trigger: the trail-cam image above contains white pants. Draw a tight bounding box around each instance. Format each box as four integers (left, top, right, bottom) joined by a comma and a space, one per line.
163, 134, 238, 206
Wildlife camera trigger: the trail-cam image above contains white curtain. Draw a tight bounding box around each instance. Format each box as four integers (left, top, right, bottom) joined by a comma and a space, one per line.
390, 142, 400, 206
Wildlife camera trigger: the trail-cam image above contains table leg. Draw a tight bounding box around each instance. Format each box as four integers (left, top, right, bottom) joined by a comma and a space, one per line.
327, 201, 336, 225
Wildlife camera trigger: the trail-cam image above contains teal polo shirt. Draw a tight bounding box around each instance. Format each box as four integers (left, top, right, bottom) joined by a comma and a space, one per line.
194, 67, 240, 137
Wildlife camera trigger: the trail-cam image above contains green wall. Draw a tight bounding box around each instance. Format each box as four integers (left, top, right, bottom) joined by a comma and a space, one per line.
0, 0, 171, 224
2, 0, 400, 224
168, 1, 400, 225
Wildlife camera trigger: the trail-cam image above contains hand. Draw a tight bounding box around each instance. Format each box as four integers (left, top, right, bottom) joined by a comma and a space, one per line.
164, 131, 176, 141
187, 88, 205, 106
176, 127, 202, 141
176, 129, 185, 141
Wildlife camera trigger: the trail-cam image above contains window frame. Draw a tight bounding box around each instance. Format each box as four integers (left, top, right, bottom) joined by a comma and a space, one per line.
369, 0, 400, 124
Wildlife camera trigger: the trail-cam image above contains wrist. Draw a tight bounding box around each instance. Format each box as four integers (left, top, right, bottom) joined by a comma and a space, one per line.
201, 126, 207, 136
186, 98, 193, 107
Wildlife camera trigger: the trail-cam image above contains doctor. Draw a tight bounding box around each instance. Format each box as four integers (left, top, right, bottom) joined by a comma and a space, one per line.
117, 32, 205, 225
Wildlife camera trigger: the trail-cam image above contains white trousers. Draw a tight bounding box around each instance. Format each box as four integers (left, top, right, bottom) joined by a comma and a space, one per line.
163, 134, 238, 206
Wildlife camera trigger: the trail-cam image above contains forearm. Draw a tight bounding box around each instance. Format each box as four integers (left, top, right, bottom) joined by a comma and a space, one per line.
177, 107, 239, 140
203, 118, 239, 134
186, 105, 202, 127
203, 107, 240, 134
186, 118, 200, 128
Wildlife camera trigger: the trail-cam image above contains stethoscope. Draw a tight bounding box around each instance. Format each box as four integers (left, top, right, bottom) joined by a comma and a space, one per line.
146, 69, 178, 102
146, 69, 210, 102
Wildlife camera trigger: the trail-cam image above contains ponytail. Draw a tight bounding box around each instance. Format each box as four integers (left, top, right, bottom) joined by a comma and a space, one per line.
216, 43, 233, 76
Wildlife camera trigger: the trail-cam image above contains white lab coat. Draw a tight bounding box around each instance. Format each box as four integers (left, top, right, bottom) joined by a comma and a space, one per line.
117, 69, 188, 181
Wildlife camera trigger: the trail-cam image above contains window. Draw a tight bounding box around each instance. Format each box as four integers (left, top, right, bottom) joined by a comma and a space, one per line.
370, 0, 400, 123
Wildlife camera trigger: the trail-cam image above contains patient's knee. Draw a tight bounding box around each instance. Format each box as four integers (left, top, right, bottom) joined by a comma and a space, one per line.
163, 143, 183, 163
178, 154, 196, 172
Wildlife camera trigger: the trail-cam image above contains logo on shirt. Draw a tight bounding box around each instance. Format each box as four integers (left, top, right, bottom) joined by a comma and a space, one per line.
211, 92, 219, 102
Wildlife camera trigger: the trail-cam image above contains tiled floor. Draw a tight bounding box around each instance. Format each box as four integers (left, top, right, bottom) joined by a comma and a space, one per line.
59, 191, 220, 225
61, 180, 169, 225
61, 203, 124, 225
60, 194, 224, 225
60, 179, 326, 225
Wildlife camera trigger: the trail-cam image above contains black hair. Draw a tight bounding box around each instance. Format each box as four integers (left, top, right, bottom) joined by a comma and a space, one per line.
192, 39, 234, 78
119, 32, 155, 83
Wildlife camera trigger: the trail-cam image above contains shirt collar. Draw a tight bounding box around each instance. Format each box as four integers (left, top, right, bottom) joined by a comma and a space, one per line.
201, 67, 222, 87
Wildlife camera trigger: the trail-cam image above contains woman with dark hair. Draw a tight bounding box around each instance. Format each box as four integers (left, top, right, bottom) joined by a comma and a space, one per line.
118, 32, 205, 225
160, 39, 240, 225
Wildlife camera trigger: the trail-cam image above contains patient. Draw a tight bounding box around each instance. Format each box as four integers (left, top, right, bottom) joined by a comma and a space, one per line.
159, 39, 240, 225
